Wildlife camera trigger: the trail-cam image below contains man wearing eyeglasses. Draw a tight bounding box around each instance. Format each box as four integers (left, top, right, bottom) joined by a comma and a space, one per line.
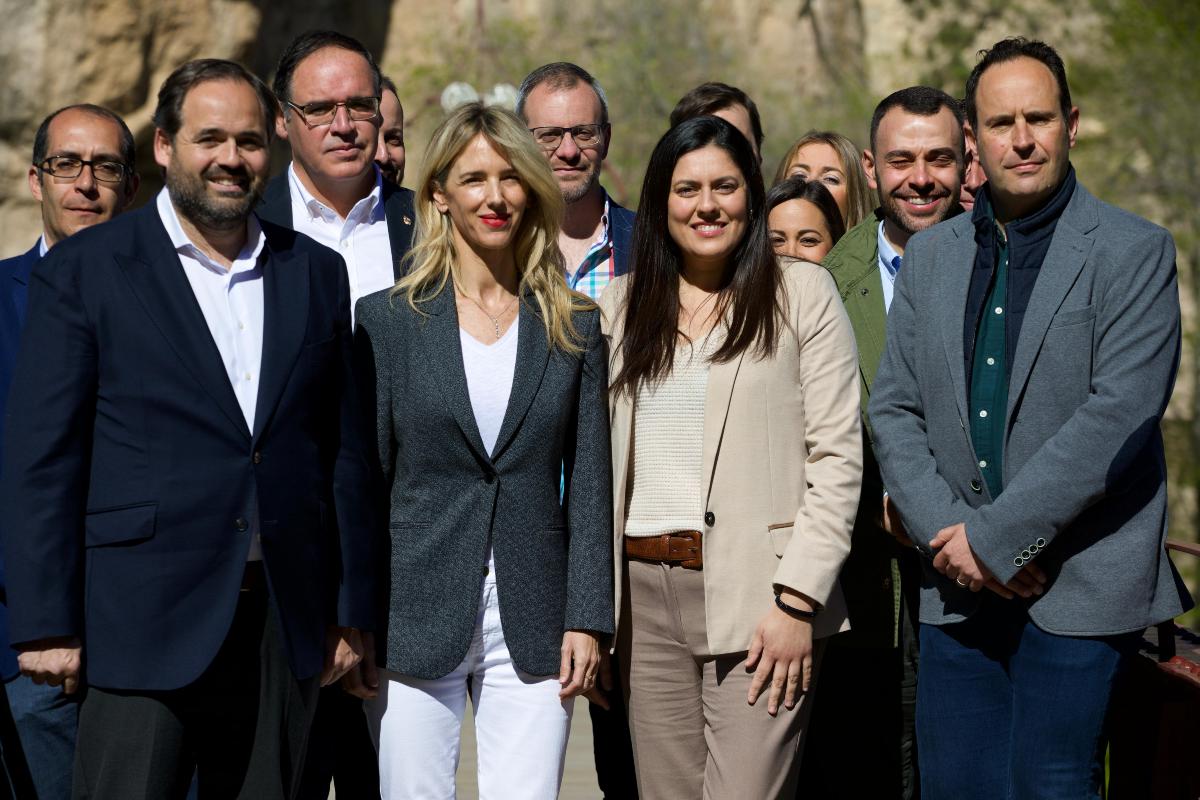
516, 62, 639, 799
259, 29, 397, 800
0, 103, 137, 800
516, 62, 635, 303
258, 30, 415, 322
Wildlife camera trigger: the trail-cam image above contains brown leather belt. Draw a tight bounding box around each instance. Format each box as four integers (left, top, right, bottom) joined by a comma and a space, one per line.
624, 530, 703, 570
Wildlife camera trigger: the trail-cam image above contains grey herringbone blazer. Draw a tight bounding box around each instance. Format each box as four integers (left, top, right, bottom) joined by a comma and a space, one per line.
869, 181, 1191, 635
354, 284, 613, 679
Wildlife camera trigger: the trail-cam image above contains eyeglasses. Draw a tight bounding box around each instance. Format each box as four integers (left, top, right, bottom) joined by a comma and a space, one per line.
286, 97, 381, 128
528, 124, 606, 151
37, 156, 128, 184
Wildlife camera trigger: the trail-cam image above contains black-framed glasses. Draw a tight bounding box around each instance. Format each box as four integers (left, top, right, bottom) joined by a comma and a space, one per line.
286, 97, 381, 128
37, 156, 128, 184
528, 124, 606, 151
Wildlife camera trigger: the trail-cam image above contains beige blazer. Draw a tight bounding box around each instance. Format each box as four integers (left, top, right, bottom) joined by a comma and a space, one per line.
601, 259, 863, 652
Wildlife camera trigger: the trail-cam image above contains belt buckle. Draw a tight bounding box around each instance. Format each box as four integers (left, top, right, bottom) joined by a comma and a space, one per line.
667, 531, 703, 570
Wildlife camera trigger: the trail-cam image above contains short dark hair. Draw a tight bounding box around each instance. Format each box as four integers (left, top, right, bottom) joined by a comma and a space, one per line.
965, 37, 1072, 129
153, 59, 278, 142
766, 176, 846, 246
272, 30, 382, 106
869, 85, 964, 155
668, 82, 764, 151
32, 104, 136, 171
613, 115, 781, 398
381, 75, 399, 99
515, 62, 609, 125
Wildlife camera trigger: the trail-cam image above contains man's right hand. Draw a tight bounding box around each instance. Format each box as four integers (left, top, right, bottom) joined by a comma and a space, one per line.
18, 637, 82, 694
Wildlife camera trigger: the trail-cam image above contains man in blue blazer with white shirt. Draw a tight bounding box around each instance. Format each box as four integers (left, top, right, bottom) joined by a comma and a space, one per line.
2, 60, 375, 799
0, 102, 138, 800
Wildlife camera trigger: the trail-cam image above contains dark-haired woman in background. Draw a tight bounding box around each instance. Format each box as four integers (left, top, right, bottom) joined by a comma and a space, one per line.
774, 131, 873, 230
600, 116, 861, 798
766, 177, 846, 263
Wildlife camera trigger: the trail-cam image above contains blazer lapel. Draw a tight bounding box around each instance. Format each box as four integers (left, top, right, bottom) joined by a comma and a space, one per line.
701, 349, 746, 505
939, 225, 977, 422
383, 183, 415, 280
423, 285, 491, 463
252, 247, 310, 442
116, 211, 250, 439
1006, 190, 1097, 420
491, 294, 550, 460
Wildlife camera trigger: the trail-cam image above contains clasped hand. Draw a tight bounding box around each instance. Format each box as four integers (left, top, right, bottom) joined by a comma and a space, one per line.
930, 523, 1046, 598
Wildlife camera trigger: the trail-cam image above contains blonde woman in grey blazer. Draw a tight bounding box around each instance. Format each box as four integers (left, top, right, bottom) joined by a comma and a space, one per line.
345, 103, 613, 799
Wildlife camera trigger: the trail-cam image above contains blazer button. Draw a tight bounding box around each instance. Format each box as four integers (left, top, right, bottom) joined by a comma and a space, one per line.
704, 511, 715, 526
234, 517, 249, 532
484, 472, 496, 485
482, 565, 489, 577
969, 480, 982, 493
253, 451, 263, 464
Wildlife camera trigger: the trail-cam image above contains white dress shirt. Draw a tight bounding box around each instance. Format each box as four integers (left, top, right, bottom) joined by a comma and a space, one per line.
287, 164, 395, 319
156, 189, 266, 561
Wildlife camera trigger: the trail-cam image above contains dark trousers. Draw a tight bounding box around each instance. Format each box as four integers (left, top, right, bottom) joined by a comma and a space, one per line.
917, 598, 1140, 800
587, 663, 638, 799
72, 584, 319, 800
296, 686, 379, 800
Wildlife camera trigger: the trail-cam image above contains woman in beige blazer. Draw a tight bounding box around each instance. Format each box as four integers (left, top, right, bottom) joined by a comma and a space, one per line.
599, 116, 862, 799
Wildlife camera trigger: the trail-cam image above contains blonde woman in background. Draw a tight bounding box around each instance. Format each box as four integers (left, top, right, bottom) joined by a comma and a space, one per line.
774, 130, 873, 229
347, 102, 613, 799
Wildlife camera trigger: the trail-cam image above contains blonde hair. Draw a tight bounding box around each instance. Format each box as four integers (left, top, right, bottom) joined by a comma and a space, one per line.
393, 102, 591, 353
772, 130, 873, 229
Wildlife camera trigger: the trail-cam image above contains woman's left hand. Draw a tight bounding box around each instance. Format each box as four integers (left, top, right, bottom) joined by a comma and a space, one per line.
558, 630, 601, 700
745, 590, 815, 716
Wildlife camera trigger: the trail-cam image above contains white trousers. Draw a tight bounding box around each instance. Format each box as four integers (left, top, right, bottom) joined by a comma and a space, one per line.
364, 571, 573, 799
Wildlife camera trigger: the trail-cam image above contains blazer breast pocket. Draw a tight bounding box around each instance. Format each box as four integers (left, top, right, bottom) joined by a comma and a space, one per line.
84, 502, 157, 548
1048, 304, 1096, 329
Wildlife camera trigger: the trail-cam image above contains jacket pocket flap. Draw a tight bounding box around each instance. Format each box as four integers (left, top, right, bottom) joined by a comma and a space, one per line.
85, 503, 157, 548
767, 522, 794, 558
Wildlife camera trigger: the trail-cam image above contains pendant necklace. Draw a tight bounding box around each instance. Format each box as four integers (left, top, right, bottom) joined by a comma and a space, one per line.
458, 286, 518, 339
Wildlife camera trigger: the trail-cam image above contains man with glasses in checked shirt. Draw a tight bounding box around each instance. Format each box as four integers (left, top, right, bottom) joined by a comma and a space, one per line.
516, 62, 636, 304
516, 61, 639, 799
0, 103, 138, 800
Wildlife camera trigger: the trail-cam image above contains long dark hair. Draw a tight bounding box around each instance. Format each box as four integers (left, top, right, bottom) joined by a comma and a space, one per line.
766, 176, 847, 246
613, 116, 783, 398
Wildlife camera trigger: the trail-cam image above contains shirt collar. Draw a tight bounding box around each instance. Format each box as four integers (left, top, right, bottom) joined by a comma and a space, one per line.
876, 220, 902, 278
37, 235, 48, 258
156, 188, 265, 273
288, 162, 384, 224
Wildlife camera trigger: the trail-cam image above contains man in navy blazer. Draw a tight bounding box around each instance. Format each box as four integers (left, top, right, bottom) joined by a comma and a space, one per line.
517, 61, 637, 799
256, 30, 416, 314
0, 102, 138, 800
1, 59, 374, 799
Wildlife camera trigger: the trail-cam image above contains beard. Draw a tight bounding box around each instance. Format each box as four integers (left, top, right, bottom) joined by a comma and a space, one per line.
877, 189, 961, 237
559, 162, 601, 205
166, 162, 264, 231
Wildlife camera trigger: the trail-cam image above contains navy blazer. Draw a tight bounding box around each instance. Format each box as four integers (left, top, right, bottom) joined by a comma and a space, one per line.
354, 286, 614, 679
608, 196, 636, 278
257, 170, 416, 280
0, 243, 38, 681
0, 205, 376, 691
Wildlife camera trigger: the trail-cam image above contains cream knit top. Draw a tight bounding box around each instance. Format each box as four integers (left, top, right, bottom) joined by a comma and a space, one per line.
624, 335, 718, 537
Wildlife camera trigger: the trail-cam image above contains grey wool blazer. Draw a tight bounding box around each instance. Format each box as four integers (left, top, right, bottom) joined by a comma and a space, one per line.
354, 284, 613, 679
869, 180, 1191, 636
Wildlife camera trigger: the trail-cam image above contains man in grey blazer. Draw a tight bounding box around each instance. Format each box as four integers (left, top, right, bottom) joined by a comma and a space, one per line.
869, 37, 1191, 800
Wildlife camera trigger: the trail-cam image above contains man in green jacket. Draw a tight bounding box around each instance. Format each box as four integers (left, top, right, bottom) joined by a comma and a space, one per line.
801, 86, 965, 799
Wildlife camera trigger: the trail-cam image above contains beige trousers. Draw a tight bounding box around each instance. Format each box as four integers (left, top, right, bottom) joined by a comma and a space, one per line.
620, 558, 824, 800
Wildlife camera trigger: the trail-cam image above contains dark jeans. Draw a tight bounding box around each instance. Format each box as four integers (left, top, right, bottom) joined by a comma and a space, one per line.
917, 598, 1140, 800
1, 674, 79, 799
296, 686, 379, 800
72, 586, 319, 800
587, 662, 638, 799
